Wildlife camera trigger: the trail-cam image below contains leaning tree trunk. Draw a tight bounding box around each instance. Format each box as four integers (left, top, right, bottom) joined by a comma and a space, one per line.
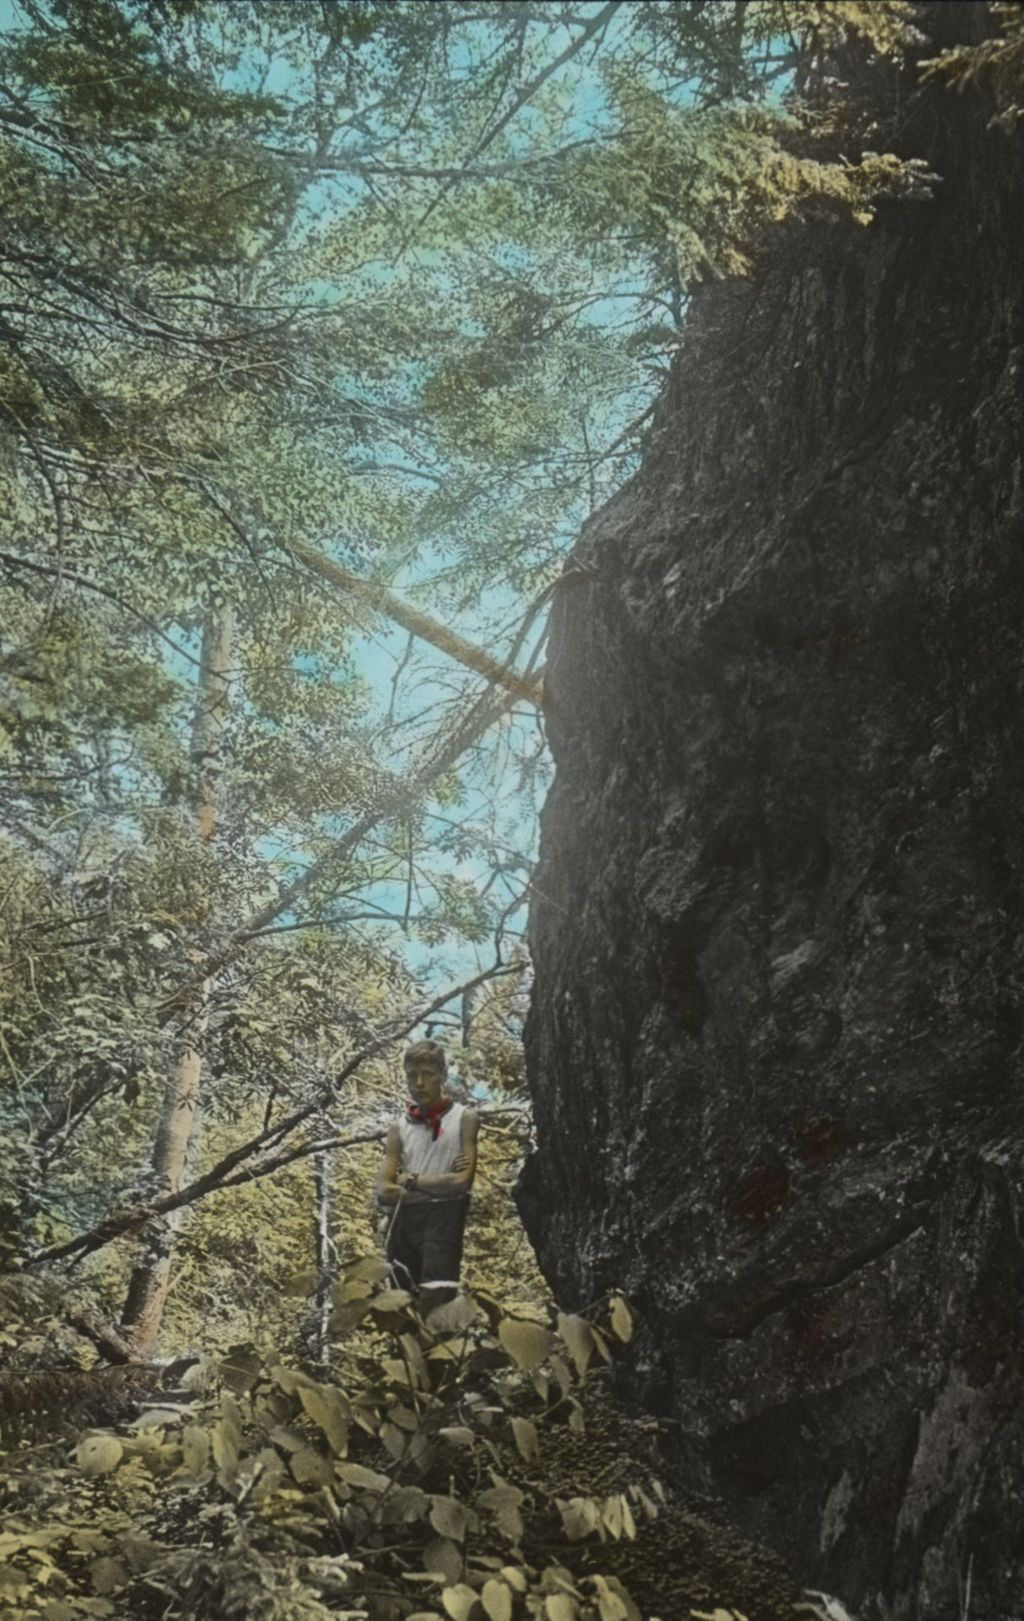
519, 9, 1024, 1621
120, 608, 234, 1357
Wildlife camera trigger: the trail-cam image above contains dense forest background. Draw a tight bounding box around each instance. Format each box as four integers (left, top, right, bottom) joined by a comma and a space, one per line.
2, 3, 1020, 1618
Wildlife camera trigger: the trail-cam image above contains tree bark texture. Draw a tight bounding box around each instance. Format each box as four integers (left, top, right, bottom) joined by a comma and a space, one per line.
519, 11, 1024, 1619
120, 608, 234, 1356
307, 1126, 337, 1366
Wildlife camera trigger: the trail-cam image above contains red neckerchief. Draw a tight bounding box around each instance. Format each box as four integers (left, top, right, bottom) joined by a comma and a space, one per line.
406, 1097, 452, 1140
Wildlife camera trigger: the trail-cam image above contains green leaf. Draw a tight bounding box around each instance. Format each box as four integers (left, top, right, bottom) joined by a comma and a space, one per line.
430, 1494, 476, 1542
558, 1496, 601, 1541
510, 1416, 539, 1464
268, 1425, 306, 1453
337, 1461, 390, 1493
557, 1312, 594, 1377
545, 1595, 577, 1621
591, 1575, 637, 1621
371, 1288, 414, 1313
591, 1324, 612, 1363
481, 1578, 513, 1621
423, 1535, 463, 1586
333, 1277, 376, 1303
381, 1421, 408, 1460
631, 1484, 660, 1521
609, 1295, 633, 1343
428, 1293, 479, 1334
290, 1447, 334, 1487
89, 1557, 128, 1596
476, 1482, 525, 1543
211, 1414, 241, 1484
331, 1297, 376, 1333
621, 1497, 636, 1539
442, 1585, 479, 1621
383, 1484, 430, 1525
439, 1425, 476, 1447
345, 1255, 390, 1284
497, 1316, 551, 1372
388, 1401, 421, 1431
180, 1425, 211, 1479
597, 1494, 635, 1541
399, 1332, 430, 1389
273, 1365, 318, 1394
219, 1342, 263, 1392
76, 1436, 124, 1478
298, 1383, 349, 1456
281, 1270, 319, 1298
550, 1356, 574, 1397
602, 1495, 624, 1540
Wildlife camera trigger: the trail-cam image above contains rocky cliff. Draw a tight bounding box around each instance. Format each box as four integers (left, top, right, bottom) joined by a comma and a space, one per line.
519, 11, 1024, 1619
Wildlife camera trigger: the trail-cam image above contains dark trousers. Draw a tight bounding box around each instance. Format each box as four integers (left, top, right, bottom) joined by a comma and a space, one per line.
385, 1197, 469, 1307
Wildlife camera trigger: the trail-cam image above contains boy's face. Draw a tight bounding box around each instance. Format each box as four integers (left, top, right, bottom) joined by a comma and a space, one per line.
405, 1056, 445, 1107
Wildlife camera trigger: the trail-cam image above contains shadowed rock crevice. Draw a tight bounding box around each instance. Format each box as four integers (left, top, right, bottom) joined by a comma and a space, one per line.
519, 8, 1024, 1617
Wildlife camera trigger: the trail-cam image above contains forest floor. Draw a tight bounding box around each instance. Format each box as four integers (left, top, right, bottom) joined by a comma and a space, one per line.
0, 1341, 806, 1621
1, 1131, 814, 1620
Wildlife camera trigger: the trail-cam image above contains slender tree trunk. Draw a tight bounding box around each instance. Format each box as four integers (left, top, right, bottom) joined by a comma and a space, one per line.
461, 984, 478, 1049
306, 1119, 337, 1367
120, 608, 234, 1356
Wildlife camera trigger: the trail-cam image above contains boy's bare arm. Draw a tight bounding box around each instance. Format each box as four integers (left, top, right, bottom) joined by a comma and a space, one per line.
379, 1121, 448, 1205
378, 1124, 420, 1204
406, 1111, 479, 1195
377, 1124, 400, 1204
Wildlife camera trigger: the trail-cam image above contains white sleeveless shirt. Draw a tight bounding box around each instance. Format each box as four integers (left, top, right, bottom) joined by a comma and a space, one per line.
397, 1101, 468, 1190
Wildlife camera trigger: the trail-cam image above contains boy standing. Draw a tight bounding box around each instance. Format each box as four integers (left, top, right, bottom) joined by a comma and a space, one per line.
378, 1039, 478, 1308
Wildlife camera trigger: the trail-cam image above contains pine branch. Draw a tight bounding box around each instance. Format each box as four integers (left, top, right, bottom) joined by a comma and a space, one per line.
406, 0, 623, 244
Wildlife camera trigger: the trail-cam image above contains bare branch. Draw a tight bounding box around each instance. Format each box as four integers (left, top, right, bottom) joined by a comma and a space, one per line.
154, 681, 533, 1024
0, 550, 205, 672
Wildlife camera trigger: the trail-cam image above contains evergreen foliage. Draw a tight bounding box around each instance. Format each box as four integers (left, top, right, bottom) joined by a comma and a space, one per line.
921, 2, 1024, 129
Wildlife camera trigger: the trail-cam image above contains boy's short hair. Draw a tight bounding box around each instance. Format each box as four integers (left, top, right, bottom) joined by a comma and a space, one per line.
403, 1039, 447, 1075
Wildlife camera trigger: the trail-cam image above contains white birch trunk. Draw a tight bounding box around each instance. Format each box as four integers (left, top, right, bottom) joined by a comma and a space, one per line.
120, 609, 234, 1356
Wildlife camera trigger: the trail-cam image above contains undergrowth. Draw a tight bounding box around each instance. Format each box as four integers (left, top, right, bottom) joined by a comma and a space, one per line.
0, 1258, 805, 1621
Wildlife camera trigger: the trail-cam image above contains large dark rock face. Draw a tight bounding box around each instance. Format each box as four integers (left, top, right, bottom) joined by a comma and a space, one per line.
519, 17, 1024, 1621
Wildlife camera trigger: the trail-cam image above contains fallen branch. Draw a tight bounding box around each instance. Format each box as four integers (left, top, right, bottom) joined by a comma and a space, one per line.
218, 1102, 530, 1189
155, 683, 532, 1025
285, 536, 545, 708
64, 1304, 134, 1365
198, 481, 544, 707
